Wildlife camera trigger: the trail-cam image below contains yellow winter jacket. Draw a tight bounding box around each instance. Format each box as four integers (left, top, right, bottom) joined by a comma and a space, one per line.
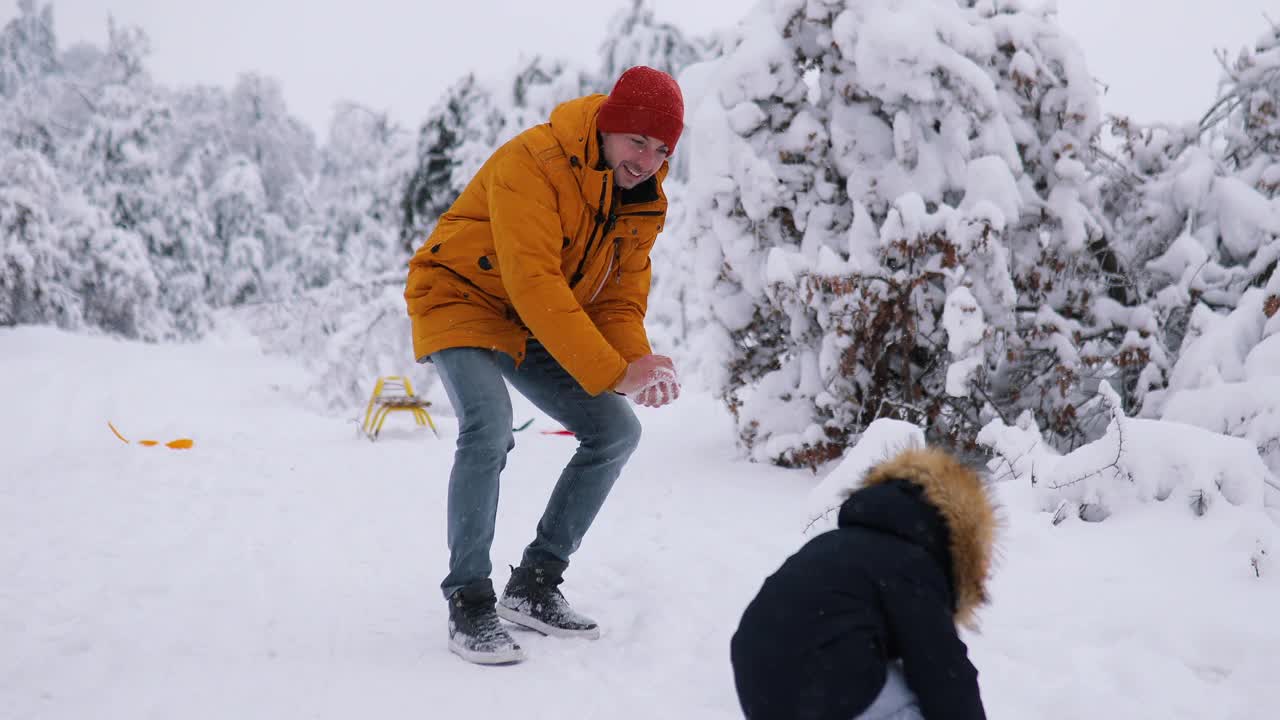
404, 94, 669, 396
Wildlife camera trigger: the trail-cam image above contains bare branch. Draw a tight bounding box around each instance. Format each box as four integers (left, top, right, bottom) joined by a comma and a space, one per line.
988, 437, 1040, 484
1046, 390, 1128, 490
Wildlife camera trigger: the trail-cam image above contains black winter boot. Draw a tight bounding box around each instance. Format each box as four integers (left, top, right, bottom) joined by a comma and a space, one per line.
447, 579, 527, 665
497, 561, 600, 640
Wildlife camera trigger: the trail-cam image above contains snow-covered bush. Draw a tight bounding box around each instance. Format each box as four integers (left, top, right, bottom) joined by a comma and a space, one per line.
668, 0, 1113, 466
1102, 25, 1280, 481
973, 380, 1280, 575
233, 275, 430, 412
981, 383, 1276, 520
1151, 285, 1280, 485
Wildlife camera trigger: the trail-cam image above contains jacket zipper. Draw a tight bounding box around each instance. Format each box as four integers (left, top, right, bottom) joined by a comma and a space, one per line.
589, 240, 619, 303
570, 192, 662, 291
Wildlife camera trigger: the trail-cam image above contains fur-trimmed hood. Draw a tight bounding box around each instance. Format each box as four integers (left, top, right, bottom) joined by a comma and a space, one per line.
849, 447, 997, 627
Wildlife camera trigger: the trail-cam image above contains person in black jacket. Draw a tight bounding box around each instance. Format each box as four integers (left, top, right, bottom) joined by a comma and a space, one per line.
730, 447, 997, 720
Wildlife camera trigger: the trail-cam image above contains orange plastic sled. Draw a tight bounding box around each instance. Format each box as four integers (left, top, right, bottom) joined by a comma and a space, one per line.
108, 421, 195, 450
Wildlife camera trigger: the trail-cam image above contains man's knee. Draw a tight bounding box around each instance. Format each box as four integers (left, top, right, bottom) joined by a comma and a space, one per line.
456, 412, 516, 458
598, 407, 642, 458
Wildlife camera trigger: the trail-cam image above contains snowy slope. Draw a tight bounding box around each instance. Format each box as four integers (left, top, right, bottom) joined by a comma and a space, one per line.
2, 324, 1278, 719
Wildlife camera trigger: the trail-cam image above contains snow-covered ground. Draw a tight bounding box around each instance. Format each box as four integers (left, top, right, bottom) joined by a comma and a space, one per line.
2, 324, 1278, 719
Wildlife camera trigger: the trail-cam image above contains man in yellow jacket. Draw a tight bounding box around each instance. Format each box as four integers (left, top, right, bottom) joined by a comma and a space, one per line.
405, 65, 684, 665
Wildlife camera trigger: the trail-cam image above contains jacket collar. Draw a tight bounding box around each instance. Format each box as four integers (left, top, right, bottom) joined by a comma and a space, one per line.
549, 94, 669, 215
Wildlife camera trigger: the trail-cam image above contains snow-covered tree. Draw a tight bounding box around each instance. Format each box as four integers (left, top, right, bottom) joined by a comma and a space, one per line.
0, 0, 54, 98
303, 102, 415, 286
66, 23, 190, 338
1, 7, 330, 339
0, 147, 78, 328
0, 14, 188, 339
208, 155, 270, 306
400, 74, 503, 252
1113, 24, 1280, 387
232, 102, 420, 410
0, 1, 71, 329
667, 0, 1113, 466
225, 73, 316, 223
1104, 24, 1280, 481
597, 0, 706, 88
506, 55, 596, 131
0, 1, 61, 159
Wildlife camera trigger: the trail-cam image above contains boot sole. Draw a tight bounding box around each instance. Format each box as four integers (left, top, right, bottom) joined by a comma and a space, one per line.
496, 604, 601, 640
448, 638, 527, 665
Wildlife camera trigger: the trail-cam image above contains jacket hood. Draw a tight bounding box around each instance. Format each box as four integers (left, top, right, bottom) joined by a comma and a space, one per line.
840, 447, 997, 628
549, 94, 609, 171
548, 94, 669, 204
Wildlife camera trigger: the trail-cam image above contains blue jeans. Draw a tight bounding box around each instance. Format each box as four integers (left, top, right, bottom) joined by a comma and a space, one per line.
429, 341, 642, 600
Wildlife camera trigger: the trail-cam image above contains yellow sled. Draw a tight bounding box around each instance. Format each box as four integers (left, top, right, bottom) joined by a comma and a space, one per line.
361, 375, 439, 440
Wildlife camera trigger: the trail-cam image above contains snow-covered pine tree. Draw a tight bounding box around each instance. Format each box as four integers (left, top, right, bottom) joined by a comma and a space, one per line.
597, 0, 705, 90
505, 55, 596, 132
400, 74, 503, 253
672, 0, 1110, 466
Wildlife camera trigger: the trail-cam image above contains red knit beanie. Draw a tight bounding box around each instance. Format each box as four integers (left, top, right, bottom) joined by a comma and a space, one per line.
596, 65, 685, 153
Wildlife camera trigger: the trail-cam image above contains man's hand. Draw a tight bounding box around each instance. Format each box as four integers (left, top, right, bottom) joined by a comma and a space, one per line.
615, 354, 680, 408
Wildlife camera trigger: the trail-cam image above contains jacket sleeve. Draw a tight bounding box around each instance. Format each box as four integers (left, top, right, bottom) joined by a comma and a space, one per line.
880, 569, 987, 720
488, 147, 629, 395
586, 233, 655, 363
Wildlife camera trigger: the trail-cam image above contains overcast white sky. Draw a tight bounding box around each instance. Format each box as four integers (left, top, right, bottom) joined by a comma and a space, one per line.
29, 1, 1280, 140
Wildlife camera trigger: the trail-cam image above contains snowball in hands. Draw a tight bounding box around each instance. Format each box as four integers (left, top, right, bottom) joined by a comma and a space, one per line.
615, 354, 680, 408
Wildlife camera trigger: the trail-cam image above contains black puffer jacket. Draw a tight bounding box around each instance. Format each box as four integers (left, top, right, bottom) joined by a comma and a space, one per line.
730, 448, 995, 720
